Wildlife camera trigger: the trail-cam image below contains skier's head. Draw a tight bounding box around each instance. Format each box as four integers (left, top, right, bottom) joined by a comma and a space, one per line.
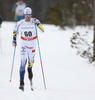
18, 0, 23, 5
24, 7, 32, 22
24, 7, 32, 15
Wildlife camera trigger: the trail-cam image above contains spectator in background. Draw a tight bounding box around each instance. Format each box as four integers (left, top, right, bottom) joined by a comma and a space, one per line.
12, 0, 27, 22
0, 14, 2, 28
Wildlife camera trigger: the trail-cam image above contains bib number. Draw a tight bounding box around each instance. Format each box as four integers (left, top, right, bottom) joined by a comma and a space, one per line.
24, 31, 32, 37
19, 9, 23, 13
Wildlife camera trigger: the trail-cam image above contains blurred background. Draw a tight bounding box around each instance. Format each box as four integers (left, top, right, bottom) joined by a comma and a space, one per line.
0, 0, 93, 28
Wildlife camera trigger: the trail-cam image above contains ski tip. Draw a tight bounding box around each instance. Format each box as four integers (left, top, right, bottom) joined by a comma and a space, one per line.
9, 80, 11, 82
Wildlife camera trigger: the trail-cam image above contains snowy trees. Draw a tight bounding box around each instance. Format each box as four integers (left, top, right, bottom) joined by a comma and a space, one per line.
70, 31, 93, 63
0, 0, 93, 25
46, 0, 93, 28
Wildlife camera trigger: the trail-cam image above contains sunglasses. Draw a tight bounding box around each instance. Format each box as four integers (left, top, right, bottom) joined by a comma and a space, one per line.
24, 15, 31, 17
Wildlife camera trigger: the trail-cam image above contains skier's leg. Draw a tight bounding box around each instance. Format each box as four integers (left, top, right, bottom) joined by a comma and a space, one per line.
27, 40, 36, 81
27, 49, 36, 91
16, 15, 19, 22
20, 58, 27, 83
19, 46, 27, 90
28, 48, 36, 80
27, 51, 35, 80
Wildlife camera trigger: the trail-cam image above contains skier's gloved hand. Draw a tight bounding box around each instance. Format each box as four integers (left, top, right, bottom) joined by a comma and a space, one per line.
0, 24, 1, 28
12, 40, 17, 47
33, 18, 40, 26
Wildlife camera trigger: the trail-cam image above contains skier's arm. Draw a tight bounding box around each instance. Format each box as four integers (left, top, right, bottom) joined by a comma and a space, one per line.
33, 18, 44, 32
12, 21, 20, 47
12, 3, 18, 12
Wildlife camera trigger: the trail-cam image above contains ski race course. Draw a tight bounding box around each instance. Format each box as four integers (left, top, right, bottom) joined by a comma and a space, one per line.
0, 22, 95, 100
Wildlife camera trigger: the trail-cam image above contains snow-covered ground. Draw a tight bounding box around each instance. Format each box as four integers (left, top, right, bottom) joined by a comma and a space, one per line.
0, 22, 95, 100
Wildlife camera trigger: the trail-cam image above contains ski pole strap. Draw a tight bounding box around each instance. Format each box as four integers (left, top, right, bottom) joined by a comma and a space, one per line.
37, 23, 44, 32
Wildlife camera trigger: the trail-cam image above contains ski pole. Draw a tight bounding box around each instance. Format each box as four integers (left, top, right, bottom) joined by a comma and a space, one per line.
9, 46, 16, 82
35, 25, 46, 89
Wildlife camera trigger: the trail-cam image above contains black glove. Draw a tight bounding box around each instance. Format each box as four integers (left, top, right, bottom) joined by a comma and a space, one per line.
33, 18, 40, 25
12, 40, 17, 47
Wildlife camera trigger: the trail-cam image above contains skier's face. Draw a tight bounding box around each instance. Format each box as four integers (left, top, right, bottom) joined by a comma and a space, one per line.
19, 1, 23, 5
24, 14, 32, 22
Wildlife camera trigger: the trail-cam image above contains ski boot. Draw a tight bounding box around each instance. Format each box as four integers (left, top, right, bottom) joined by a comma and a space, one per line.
19, 80, 24, 91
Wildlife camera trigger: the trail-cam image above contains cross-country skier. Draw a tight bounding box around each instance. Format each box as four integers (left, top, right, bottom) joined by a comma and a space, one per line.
12, 0, 27, 22
12, 7, 44, 91
0, 14, 2, 28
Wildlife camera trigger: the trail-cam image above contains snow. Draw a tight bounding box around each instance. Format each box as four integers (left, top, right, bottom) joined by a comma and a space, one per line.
0, 22, 95, 100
